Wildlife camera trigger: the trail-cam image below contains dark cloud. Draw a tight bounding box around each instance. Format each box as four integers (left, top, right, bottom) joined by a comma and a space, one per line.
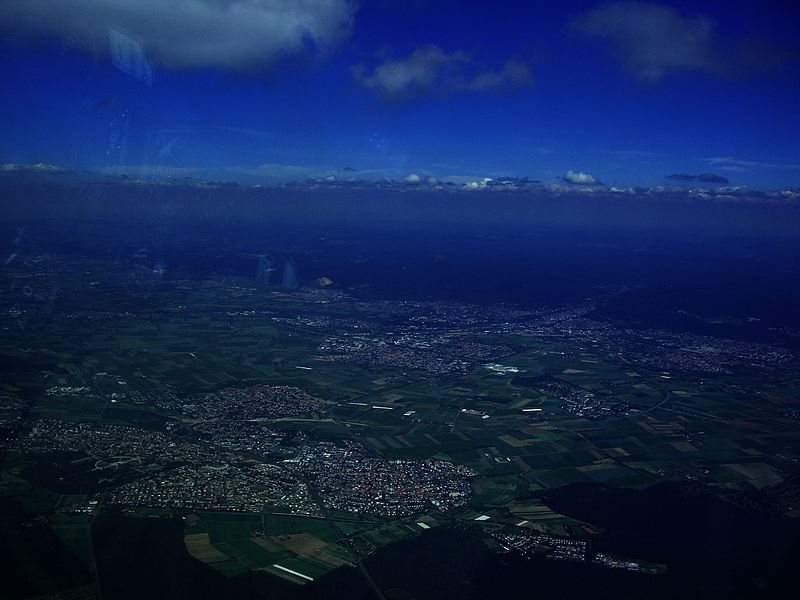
666, 173, 729, 184
0, 1, 357, 71
353, 45, 532, 100
573, 2, 721, 83
696, 173, 729, 184
573, 1, 796, 83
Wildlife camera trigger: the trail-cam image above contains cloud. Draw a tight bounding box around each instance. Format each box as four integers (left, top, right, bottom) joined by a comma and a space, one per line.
0, 162, 70, 174
230, 163, 326, 181
463, 178, 497, 190
666, 172, 729, 184
227, 163, 439, 183
704, 156, 800, 171
573, 1, 722, 83
696, 173, 729, 184
0, 1, 357, 70
353, 45, 532, 100
573, 2, 799, 84
563, 170, 599, 185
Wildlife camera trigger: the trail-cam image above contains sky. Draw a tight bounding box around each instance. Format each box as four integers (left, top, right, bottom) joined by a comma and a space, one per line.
1, 0, 799, 189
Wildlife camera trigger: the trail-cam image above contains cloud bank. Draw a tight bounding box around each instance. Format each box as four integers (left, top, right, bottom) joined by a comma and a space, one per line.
0, 0, 357, 70
353, 45, 532, 100
0, 162, 71, 174
704, 156, 800, 171
666, 173, 729, 184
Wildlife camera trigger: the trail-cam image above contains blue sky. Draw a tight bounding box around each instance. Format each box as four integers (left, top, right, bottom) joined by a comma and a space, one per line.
1, 1, 799, 188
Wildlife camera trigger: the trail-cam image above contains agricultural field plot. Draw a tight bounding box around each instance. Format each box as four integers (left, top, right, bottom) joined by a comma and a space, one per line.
4, 245, 800, 597
185, 531, 230, 563
182, 512, 368, 584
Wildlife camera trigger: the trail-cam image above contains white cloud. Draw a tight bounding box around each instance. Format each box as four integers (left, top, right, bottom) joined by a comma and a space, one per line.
0, 1, 357, 70
563, 170, 599, 185
573, 2, 721, 83
404, 173, 422, 184
463, 178, 494, 190
353, 45, 532, 100
354, 46, 467, 99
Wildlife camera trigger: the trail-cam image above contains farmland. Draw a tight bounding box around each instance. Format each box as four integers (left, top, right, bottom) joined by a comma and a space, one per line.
2, 229, 800, 599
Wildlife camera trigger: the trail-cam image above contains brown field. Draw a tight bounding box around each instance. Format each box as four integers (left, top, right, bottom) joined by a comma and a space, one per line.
499, 434, 530, 447
723, 462, 784, 489
603, 447, 631, 457
275, 533, 327, 555
393, 435, 415, 448
253, 537, 283, 552
577, 460, 618, 472
185, 533, 228, 563
258, 535, 352, 578
510, 503, 562, 520
670, 441, 699, 452
311, 548, 352, 568
365, 436, 386, 450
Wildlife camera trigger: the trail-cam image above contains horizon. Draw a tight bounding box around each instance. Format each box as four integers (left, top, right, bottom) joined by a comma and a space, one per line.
2, 1, 800, 189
